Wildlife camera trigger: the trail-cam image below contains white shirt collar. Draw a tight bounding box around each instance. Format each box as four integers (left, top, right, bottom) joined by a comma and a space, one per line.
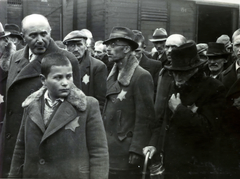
44, 90, 64, 108
236, 60, 240, 71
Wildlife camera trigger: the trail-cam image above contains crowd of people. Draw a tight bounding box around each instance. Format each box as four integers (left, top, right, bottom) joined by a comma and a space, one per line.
0, 13, 240, 179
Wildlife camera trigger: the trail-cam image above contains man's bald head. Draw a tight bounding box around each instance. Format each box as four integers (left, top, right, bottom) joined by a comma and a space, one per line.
22, 14, 51, 34
165, 34, 187, 62
21, 14, 52, 55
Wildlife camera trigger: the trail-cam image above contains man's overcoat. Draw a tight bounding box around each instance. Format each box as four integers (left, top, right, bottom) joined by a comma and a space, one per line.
162, 72, 226, 178
0, 39, 81, 177
79, 51, 107, 112
8, 86, 109, 179
102, 55, 155, 170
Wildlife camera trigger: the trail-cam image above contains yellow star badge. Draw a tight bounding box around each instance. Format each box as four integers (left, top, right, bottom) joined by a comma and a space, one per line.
0, 94, 4, 104
82, 74, 90, 85
65, 117, 80, 132
117, 90, 127, 101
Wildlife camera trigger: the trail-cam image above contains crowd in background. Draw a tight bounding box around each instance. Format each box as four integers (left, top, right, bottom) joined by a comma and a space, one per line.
0, 13, 240, 179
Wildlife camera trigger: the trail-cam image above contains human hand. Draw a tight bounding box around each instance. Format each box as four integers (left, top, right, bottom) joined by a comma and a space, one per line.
169, 93, 181, 112
143, 146, 156, 159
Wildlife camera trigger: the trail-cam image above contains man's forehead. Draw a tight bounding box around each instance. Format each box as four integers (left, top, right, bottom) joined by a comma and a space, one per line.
233, 35, 240, 45
24, 23, 50, 32
94, 45, 104, 51
166, 38, 183, 47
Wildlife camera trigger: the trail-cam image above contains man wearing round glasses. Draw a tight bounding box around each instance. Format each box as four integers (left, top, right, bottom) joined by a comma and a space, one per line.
63, 30, 107, 112
102, 26, 156, 179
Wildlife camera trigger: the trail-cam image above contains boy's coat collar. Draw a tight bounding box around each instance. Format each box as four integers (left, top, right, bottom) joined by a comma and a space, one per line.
22, 84, 87, 112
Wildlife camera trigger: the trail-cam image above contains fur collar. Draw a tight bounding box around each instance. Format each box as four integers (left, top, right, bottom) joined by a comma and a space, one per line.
22, 84, 87, 112
107, 54, 139, 86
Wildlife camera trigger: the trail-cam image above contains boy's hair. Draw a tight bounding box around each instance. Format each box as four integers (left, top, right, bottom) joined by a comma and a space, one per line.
41, 52, 72, 77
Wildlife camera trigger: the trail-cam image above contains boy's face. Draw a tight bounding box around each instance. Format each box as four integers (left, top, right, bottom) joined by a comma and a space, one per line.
41, 65, 73, 101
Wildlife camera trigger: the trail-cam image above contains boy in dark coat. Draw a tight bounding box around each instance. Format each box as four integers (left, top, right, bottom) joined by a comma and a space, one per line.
8, 53, 109, 179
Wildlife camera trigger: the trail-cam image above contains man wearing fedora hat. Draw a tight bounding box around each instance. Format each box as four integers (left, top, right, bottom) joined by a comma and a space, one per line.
146, 42, 226, 178
149, 28, 168, 65
63, 30, 107, 112
205, 42, 230, 79
102, 26, 155, 179
0, 14, 81, 178
4, 24, 24, 51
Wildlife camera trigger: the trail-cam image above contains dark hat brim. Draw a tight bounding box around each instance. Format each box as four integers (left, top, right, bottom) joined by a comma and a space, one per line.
103, 37, 139, 50
0, 31, 11, 39
206, 52, 231, 57
164, 58, 207, 71
10, 33, 23, 40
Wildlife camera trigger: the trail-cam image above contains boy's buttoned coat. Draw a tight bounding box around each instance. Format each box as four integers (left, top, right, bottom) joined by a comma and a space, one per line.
9, 87, 109, 179
0, 39, 81, 178
102, 55, 155, 170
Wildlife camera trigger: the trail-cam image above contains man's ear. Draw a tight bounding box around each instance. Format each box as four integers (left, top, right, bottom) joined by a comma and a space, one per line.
40, 74, 46, 86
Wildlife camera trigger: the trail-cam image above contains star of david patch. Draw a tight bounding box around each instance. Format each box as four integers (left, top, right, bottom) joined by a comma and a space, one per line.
233, 96, 240, 110
82, 74, 90, 85
0, 94, 4, 104
65, 117, 80, 132
117, 90, 127, 101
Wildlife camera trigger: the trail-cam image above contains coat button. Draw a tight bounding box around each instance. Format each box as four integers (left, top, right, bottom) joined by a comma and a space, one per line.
39, 159, 45, 165
6, 133, 11, 139
165, 125, 169, 131
8, 111, 12, 115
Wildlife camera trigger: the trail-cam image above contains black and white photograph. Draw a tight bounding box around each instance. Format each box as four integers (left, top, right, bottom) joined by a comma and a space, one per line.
1, 0, 240, 178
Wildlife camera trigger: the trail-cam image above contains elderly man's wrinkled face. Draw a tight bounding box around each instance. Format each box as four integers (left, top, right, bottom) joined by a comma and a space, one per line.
94, 45, 106, 60
153, 41, 165, 54
66, 39, 87, 59
23, 20, 51, 55
233, 35, 240, 60
106, 40, 129, 63
172, 68, 198, 88
208, 56, 226, 73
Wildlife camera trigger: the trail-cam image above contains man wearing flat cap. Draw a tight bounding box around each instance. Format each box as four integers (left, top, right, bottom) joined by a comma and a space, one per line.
102, 26, 156, 179
205, 42, 230, 79
63, 30, 107, 112
144, 42, 226, 179
149, 28, 168, 65
4, 24, 24, 50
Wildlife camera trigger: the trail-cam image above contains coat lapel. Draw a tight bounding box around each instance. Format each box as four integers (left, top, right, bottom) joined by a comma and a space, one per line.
106, 75, 121, 96
28, 99, 45, 133
41, 101, 78, 143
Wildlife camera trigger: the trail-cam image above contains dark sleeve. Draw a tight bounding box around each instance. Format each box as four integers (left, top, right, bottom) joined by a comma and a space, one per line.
93, 62, 107, 113
8, 109, 27, 178
130, 72, 156, 155
86, 97, 109, 179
